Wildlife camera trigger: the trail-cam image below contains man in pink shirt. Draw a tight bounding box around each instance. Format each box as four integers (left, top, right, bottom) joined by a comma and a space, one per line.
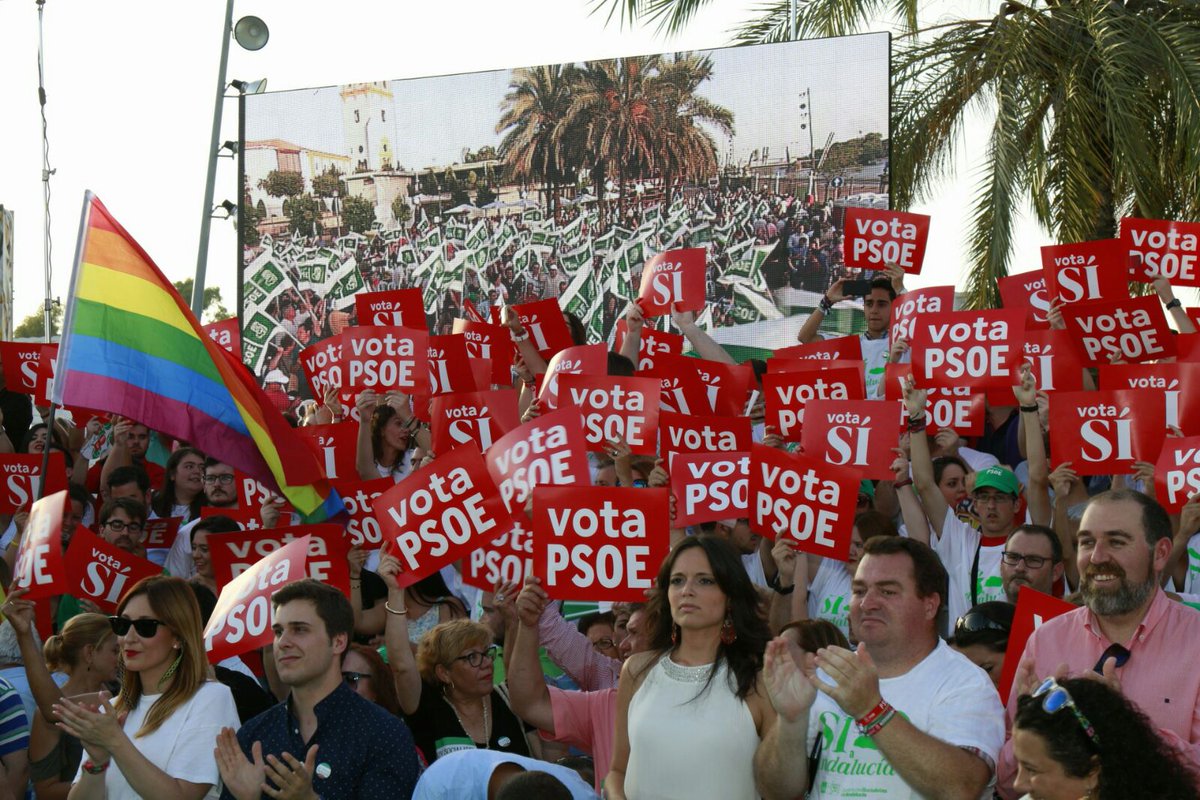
998, 489, 1200, 797
507, 577, 651, 794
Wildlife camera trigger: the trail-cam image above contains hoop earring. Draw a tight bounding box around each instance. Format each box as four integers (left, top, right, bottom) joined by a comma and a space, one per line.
157, 650, 183, 690
720, 613, 737, 646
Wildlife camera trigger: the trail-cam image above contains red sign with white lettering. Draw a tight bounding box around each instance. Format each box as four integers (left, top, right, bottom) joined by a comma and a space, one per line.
0, 452, 67, 514
427, 334, 477, 396
772, 335, 863, 363
538, 344, 608, 411
294, 421, 357, 482
1155, 435, 1200, 513
658, 411, 752, 469
533, 486, 670, 602
331, 477, 394, 550
142, 517, 183, 551
1041, 239, 1129, 305
637, 248, 706, 316
1061, 294, 1176, 366
889, 285, 955, 344
613, 321, 684, 372
996, 270, 1052, 330
800, 399, 903, 480
909, 309, 1025, 390
670, 451, 750, 527
1122, 217, 1200, 286
375, 445, 513, 585
12, 490, 68, 600
512, 299, 574, 360
341, 326, 430, 392
652, 354, 754, 417
430, 389, 519, 455
486, 408, 592, 515
998, 587, 1075, 700
0, 342, 54, 396
462, 516, 534, 592
843, 208, 930, 274
1019, 329, 1086, 395
204, 536, 310, 664
558, 375, 660, 455
299, 338, 356, 419
1099, 362, 1200, 436
1049, 390, 1166, 476
638, 365, 710, 416
208, 525, 349, 594
749, 444, 858, 560
884, 364, 984, 436
452, 318, 514, 386
64, 527, 162, 613
203, 319, 242, 359
355, 289, 427, 329
764, 365, 865, 441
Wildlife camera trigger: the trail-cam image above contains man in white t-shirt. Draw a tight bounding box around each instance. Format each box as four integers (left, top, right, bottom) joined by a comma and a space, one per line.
755, 537, 1003, 800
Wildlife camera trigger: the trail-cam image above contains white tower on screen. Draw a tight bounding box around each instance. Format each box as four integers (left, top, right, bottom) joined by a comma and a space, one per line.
340, 82, 395, 172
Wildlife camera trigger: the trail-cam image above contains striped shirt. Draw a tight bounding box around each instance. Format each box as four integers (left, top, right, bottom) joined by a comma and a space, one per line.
0, 677, 29, 756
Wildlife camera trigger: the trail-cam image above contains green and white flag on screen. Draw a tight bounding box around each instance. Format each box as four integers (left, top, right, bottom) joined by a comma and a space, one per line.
727, 283, 783, 325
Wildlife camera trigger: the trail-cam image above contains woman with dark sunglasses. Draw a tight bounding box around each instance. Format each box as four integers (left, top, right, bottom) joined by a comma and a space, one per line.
341, 643, 401, 716
1013, 677, 1198, 799
51, 575, 239, 800
950, 601, 1014, 688
380, 553, 534, 765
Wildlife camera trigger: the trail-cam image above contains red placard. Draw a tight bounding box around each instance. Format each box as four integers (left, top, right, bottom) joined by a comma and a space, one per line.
1020, 329, 1086, 395
208, 525, 349, 594
670, 451, 749, 527
764, 365, 865, 441
889, 285, 955, 344
355, 289, 427, 329
1100, 362, 1200, 435
1040, 239, 1129, 304
486, 407, 592, 514
1049, 390, 1166, 476
64, 527, 163, 613
142, 517, 183, 551
341, 326, 430, 392
12, 490, 68, 600
1061, 294, 1176, 366
843, 208, 930, 273
537, 343, 607, 411
996, 270, 1052, 330
0, 452, 67, 514
909, 309, 1025, 390
375, 445, 513, 584
298, 338, 356, 417
427, 334, 477, 396
0, 342, 53, 396
558, 374, 660, 455
638, 365, 710, 416
653, 354, 753, 417
1122, 217, 1200, 285
998, 587, 1075, 700
637, 248, 706, 316
533, 486, 670, 602
204, 536, 310, 664
772, 335, 863, 363
430, 389, 520, 455
512, 299, 574, 360
332, 477, 393, 550
452, 318, 514, 386
884, 363, 984, 436
203, 319, 242, 359
799, 399, 903, 480
613, 321, 684, 371
659, 411, 752, 469
462, 517, 534, 592
748, 444, 859, 560
1155, 436, 1200, 513
294, 421, 358, 482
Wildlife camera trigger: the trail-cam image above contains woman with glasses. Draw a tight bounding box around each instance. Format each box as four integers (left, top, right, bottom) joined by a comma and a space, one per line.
1013, 676, 1198, 799
380, 554, 534, 765
51, 575, 239, 799
950, 601, 1014, 687
342, 643, 401, 716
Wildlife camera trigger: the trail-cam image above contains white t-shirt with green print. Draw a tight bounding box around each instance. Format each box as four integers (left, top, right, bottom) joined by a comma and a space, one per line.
931, 508, 1007, 637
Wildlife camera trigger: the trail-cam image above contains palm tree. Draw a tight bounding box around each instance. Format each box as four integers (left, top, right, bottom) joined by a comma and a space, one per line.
496, 64, 576, 213
600, 0, 1200, 308
653, 52, 734, 199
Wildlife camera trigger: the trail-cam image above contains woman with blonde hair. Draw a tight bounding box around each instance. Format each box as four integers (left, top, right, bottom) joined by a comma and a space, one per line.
51, 575, 238, 800
0, 588, 120, 800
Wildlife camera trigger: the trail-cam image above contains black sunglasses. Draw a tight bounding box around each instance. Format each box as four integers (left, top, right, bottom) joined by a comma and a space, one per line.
109, 616, 167, 638
1093, 643, 1130, 674
342, 671, 368, 686
955, 610, 1010, 637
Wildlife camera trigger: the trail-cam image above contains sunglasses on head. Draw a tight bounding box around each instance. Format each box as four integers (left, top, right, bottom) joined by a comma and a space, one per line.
954, 610, 1010, 637
109, 616, 166, 638
1032, 677, 1101, 748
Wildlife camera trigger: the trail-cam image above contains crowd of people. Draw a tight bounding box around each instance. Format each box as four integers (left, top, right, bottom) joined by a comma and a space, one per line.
0, 203, 1197, 799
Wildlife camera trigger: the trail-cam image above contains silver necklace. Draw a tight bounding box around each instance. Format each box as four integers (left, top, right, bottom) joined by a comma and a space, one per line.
444, 694, 490, 748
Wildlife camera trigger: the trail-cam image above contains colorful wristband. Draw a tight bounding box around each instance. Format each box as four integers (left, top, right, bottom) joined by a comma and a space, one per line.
856, 699, 893, 729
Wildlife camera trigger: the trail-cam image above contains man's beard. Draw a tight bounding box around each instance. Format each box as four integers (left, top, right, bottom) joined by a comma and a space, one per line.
1080, 562, 1155, 617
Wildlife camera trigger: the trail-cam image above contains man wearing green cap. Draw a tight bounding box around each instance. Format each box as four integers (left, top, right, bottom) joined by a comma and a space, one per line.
902, 366, 1050, 633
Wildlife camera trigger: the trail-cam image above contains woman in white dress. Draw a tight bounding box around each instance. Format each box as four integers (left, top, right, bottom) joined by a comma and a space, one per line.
54, 576, 239, 800
605, 536, 776, 800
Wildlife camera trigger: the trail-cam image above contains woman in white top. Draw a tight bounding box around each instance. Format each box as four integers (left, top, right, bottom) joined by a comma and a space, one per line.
605, 536, 776, 800
55, 575, 238, 800
354, 389, 429, 482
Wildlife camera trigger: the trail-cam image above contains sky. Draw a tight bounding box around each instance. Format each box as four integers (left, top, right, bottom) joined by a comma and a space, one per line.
0, 0, 1057, 330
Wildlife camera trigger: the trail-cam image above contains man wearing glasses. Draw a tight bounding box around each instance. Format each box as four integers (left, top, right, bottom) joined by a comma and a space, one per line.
1000, 524, 1065, 603
164, 458, 239, 579
96, 497, 147, 555
996, 490, 1200, 796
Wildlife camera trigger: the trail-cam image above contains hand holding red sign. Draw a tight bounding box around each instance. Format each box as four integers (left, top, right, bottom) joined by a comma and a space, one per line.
909, 309, 1025, 391
1123, 217, 1200, 286
748, 445, 859, 560
453, 318, 514, 386
1049, 390, 1166, 476
11, 490, 68, 601
1155, 435, 1200, 513
637, 248, 706, 316
204, 535, 310, 664
670, 451, 749, 527
843, 208, 930, 274
511, 299, 574, 360
884, 363, 984, 437
1020, 330, 1085, 394
375, 445, 512, 585
1061, 295, 1176, 366
800, 399, 904, 480
341, 326, 430, 392
533, 486, 669, 602
355, 289, 426, 328
613, 320, 684, 371
64, 528, 162, 613
558, 374, 660, 455
537, 344, 607, 411
486, 407, 592, 514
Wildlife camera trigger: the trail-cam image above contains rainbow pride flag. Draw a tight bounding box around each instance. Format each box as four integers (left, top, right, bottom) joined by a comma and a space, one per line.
54, 192, 344, 522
